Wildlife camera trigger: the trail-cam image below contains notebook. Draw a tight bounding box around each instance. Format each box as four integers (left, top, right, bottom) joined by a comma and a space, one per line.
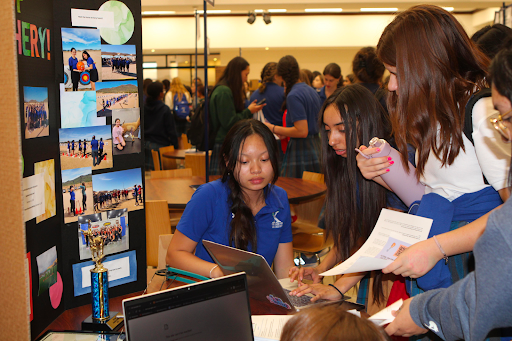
203, 240, 361, 312
122, 272, 254, 341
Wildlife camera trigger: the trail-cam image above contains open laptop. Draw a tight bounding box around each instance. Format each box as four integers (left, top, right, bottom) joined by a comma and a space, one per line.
122, 272, 254, 341
203, 240, 361, 312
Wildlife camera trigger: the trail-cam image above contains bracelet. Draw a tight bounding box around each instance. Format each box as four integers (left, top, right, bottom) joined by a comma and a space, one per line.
433, 235, 449, 265
328, 284, 345, 300
272, 125, 276, 134
209, 265, 219, 278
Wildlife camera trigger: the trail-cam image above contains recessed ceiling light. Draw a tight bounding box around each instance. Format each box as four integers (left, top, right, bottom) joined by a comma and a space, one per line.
213, 58, 218, 61
265, 47, 269, 50
305, 8, 342, 13
141, 11, 176, 15
143, 62, 157, 68
185, 61, 188, 64
360, 8, 398, 12
268, 9, 286, 13
197, 10, 231, 14
151, 49, 155, 52
442, 7, 455, 11
255, 9, 264, 13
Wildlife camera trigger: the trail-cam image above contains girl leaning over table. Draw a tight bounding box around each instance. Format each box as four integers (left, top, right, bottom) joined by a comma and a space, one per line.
166, 119, 294, 279
289, 84, 411, 315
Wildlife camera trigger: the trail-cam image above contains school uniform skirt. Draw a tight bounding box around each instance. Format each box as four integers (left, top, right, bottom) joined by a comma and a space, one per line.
208, 142, 223, 176
89, 68, 99, 82
280, 134, 321, 178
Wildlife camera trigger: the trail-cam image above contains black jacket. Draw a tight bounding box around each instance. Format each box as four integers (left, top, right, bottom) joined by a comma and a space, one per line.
144, 99, 179, 148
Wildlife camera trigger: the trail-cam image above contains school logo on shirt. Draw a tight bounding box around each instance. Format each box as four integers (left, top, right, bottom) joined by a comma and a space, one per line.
272, 211, 283, 229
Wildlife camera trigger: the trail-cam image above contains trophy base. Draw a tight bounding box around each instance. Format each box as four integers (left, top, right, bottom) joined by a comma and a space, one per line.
82, 311, 124, 332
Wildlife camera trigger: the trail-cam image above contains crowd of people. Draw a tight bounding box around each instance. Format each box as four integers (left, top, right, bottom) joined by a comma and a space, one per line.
85, 220, 124, 246
103, 56, 133, 73
25, 102, 48, 132
93, 187, 138, 212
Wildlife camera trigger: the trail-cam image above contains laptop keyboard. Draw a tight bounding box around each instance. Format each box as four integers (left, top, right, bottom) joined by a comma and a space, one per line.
283, 289, 314, 308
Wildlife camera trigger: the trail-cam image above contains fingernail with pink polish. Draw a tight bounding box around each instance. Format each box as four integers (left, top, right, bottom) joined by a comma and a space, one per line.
388, 157, 392, 160
389, 161, 394, 165
386, 169, 390, 172
376, 148, 381, 152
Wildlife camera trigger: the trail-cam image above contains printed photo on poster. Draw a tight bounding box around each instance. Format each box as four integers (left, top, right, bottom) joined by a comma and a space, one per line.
60, 85, 105, 128
23, 86, 49, 139
61, 167, 94, 224
36, 246, 57, 296
101, 45, 136, 80
59, 125, 113, 171
96, 80, 138, 117
92, 168, 144, 213
112, 108, 141, 155
78, 208, 129, 260
62, 27, 102, 91
34, 159, 56, 224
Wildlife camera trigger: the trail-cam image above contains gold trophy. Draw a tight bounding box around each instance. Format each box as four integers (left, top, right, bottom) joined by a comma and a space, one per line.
80, 220, 123, 331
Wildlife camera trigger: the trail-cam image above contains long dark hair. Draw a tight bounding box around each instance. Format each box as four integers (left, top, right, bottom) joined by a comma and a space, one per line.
277, 55, 300, 110
323, 63, 343, 87
259, 62, 278, 93
319, 84, 388, 303
352, 47, 385, 84
489, 47, 512, 187
377, 5, 489, 179
217, 56, 250, 112
219, 119, 280, 251
82, 50, 91, 60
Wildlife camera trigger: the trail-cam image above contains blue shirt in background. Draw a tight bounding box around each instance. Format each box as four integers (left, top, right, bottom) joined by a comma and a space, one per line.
250, 83, 285, 126
285, 82, 322, 136
91, 139, 98, 151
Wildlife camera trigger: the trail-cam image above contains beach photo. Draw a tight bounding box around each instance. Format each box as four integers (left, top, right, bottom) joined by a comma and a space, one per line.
23, 86, 49, 139
36, 246, 57, 296
62, 27, 102, 91
34, 159, 56, 224
101, 45, 136, 80
59, 125, 113, 171
60, 85, 105, 128
112, 108, 141, 155
96, 80, 138, 117
92, 168, 144, 213
62, 167, 94, 224
78, 208, 129, 260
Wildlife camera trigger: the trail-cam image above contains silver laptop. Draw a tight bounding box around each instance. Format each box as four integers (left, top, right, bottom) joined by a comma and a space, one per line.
203, 240, 360, 312
122, 272, 254, 341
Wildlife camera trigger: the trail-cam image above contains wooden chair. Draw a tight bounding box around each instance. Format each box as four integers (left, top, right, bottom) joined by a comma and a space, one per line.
181, 134, 192, 149
145, 200, 173, 267
159, 145, 177, 170
157, 234, 174, 269
151, 149, 161, 171
150, 168, 193, 179
292, 171, 332, 264
185, 151, 212, 177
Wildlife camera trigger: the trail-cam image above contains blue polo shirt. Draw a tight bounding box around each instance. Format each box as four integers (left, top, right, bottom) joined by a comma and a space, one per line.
250, 83, 285, 126
69, 56, 78, 70
318, 86, 326, 104
91, 139, 98, 151
177, 179, 293, 265
87, 57, 96, 69
286, 82, 322, 136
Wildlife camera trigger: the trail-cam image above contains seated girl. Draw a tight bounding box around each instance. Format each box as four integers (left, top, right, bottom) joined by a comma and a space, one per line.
166, 119, 294, 279
289, 84, 406, 314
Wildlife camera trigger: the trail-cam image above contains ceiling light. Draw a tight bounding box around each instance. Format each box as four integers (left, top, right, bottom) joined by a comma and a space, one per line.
263, 11, 271, 24
265, 47, 269, 50
442, 7, 455, 11
305, 8, 342, 13
255, 9, 264, 13
143, 62, 157, 68
360, 8, 398, 12
268, 9, 286, 13
185, 61, 188, 64
213, 58, 218, 61
151, 49, 155, 52
197, 10, 231, 14
141, 11, 176, 15
247, 11, 256, 24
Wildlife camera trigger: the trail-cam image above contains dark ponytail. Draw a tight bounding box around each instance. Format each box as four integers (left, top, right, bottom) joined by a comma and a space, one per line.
259, 62, 278, 93
277, 55, 300, 111
219, 119, 280, 251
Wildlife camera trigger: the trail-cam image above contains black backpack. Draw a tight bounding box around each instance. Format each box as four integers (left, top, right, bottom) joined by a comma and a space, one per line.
187, 87, 219, 151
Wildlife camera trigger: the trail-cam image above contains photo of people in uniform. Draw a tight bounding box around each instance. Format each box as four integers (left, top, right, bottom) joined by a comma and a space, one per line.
24, 86, 49, 139
101, 45, 136, 80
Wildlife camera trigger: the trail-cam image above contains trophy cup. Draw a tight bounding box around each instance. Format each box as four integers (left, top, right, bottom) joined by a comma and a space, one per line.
80, 220, 123, 331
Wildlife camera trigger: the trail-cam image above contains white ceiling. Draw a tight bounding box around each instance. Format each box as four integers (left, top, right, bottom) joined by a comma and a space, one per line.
141, 0, 504, 13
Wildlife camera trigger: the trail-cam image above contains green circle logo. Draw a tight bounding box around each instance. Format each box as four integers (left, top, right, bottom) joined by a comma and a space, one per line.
99, 1, 135, 45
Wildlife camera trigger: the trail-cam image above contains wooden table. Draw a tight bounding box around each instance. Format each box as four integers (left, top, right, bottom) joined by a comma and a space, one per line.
145, 176, 326, 208
161, 149, 186, 160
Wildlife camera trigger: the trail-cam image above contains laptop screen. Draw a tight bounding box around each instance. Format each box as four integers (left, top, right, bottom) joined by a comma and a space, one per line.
123, 273, 253, 341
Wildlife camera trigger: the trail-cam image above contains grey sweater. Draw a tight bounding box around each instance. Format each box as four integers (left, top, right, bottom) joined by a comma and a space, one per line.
409, 196, 512, 340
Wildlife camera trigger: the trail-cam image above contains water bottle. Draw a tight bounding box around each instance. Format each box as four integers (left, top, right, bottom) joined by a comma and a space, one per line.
368, 137, 425, 207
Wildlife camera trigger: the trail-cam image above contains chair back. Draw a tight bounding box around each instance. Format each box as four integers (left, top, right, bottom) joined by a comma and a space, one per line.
158, 234, 174, 269
151, 149, 161, 171
302, 171, 324, 184
145, 200, 172, 267
292, 171, 326, 235
185, 151, 212, 177
150, 168, 193, 179
159, 145, 177, 170
181, 134, 192, 149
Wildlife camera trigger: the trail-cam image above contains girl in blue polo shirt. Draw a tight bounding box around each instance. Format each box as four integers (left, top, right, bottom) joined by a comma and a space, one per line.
68, 47, 80, 91
82, 51, 98, 91
166, 119, 294, 279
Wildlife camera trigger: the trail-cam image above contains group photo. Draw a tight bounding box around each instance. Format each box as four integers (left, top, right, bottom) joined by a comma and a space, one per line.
101, 44, 137, 80
23, 86, 49, 139
61, 167, 94, 224
96, 80, 139, 117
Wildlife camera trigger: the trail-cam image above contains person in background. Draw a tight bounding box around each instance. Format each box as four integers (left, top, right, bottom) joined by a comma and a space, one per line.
301, 68, 314, 85
311, 71, 324, 91
144, 81, 179, 169
70, 186, 76, 216
209, 57, 265, 175
264, 55, 322, 178
143, 78, 153, 104
471, 23, 512, 59
91, 135, 99, 167
250, 62, 286, 160
343, 74, 355, 86
162, 79, 170, 97
79, 182, 87, 211
165, 77, 192, 139
99, 138, 104, 160
191, 77, 203, 109
318, 63, 343, 103
299, 69, 312, 86
166, 119, 293, 279
352, 46, 388, 113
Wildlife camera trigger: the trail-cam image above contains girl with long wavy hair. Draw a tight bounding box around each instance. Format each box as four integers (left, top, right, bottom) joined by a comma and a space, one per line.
166, 119, 293, 279
357, 5, 510, 295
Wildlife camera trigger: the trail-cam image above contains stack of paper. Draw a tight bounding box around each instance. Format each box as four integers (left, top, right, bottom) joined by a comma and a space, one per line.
252, 315, 294, 341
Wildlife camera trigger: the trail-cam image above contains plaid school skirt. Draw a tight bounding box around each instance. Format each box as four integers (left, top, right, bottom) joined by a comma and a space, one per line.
280, 135, 321, 178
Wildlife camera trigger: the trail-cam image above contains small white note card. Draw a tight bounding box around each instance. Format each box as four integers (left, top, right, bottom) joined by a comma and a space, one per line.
71, 8, 114, 28
23, 173, 45, 222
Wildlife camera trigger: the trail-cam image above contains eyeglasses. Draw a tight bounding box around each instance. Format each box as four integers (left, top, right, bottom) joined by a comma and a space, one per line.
489, 108, 512, 141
